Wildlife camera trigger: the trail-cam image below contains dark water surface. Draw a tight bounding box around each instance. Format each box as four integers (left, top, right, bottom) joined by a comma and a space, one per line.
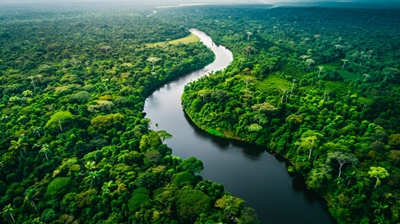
144, 29, 335, 224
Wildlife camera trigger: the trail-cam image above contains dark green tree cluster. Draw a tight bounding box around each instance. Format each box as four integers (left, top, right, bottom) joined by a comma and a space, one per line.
179, 5, 400, 224
0, 7, 259, 224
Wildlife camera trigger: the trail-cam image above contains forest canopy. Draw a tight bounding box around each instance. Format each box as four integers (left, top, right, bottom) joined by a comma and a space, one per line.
0, 6, 260, 224
1, 3, 400, 224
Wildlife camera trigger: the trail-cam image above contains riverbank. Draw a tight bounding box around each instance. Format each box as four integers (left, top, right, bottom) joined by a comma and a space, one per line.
145, 29, 336, 224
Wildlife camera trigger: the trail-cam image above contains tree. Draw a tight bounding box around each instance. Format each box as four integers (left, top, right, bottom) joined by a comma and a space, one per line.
31, 126, 42, 138
8, 137, 28, 157
179, 157, 204, 174
2, 204, 15, 223
246, 31, 253, 41
295, 130, 324, 160
306, 58, 315, 68
215, 194, 245, 220
291, 79, 296, 93
306, 164, 332, 189
87, 171, 100, 188
326, 151, 358, 178
248, 123, 262, 132
128, 187, 150, 212
100, 45, 112, 53
39, 144, 50, 160
157, 130, 173, 143
45, 111, 74, 132
147, 57, 161, 71
238, 207, 261, 224
24, 188, 38, 212
176, 189, 211, 221
317, 66, 324, 77
368, 166, 389, 190
341, 59, 348, 70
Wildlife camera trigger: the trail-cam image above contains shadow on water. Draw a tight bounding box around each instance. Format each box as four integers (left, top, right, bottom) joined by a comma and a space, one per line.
146, 29, 336, 224
183, 112, 265, 159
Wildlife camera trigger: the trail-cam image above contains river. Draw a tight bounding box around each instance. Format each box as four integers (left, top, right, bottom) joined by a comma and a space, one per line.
144, 29, 335, 224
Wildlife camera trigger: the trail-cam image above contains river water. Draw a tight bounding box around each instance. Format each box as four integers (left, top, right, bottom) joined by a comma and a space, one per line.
144, 29, 335, 224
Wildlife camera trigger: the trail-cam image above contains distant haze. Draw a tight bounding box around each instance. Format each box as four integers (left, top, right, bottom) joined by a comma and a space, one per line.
1, 0, 399, 8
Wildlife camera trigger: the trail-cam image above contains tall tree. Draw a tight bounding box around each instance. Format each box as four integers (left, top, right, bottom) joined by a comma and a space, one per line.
326, 151, 358, 178
39, 144, 50, 160
368, 166, 389, 190
295, 130, 324, 160
24, 188, 38, 212
8, 137, 28, 157
2, 204, 16, 223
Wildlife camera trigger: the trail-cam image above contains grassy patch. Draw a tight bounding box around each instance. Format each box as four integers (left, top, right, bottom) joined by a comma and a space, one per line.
337, 70, 361, 81
145, 33, 199, 47
324, 81, 350, 95
207, 128, 225, 137
318, 63, 338, 71
255, 73, 292, 94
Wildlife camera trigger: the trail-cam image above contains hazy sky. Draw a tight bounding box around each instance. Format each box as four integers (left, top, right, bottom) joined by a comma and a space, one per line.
1, 0, 399, 8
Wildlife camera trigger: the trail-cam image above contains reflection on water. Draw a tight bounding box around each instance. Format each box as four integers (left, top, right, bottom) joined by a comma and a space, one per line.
144, 29, 335, 224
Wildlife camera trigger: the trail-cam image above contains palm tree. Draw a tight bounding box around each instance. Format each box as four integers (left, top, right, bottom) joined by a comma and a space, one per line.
2, 204, 16, 222
9, 138, 28, 157
291, 79, 296, 93
39, 144, 50, 160
87, 171, 100, 188
246, 31, 253, 41
28, 76, 36, 89
101, 180, 114, 193
31, 126, 41, 138
317, 66, 324, 77
85, 161, 96, 171
280, 89, 286, 104
24, 188, 38, 212
341, 59, 348, 70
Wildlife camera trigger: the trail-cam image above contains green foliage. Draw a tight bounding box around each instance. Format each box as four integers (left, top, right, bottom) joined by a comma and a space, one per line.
128, 187, 150, 212
45, 111, 74, 131
172, 172, 196, 187
144, 150, 162, 165
179, 157, 204, 174
44, 177, 77, 198
238, 207, 261, 224
90, 113, 124, 129
176, 189, 211, 220
215, 194, 245, 219
368, 166, 390, 189
179, 5, 400, 224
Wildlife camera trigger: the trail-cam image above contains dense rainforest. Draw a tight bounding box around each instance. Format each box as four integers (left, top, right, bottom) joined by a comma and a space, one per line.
174, 5, 400, 224
0, 5, 260, 224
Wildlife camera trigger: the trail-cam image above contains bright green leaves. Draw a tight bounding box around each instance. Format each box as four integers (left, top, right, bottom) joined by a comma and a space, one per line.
295, 130, 324, 161
368, 166, 389, 189
45, 111, 74, 132
215, 194, 245, 219
306, 164, 332, 190
90, 113, 124, 129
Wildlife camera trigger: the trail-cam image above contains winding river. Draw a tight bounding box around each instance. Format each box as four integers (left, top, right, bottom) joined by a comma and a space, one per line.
144, 29, 335, 224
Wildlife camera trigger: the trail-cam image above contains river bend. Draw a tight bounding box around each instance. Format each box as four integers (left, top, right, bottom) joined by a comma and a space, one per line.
144, 29, 334, 224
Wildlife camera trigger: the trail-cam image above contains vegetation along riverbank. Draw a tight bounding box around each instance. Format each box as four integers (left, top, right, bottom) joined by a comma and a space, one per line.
180, 5, 400, 224
0, 5, 261, 224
